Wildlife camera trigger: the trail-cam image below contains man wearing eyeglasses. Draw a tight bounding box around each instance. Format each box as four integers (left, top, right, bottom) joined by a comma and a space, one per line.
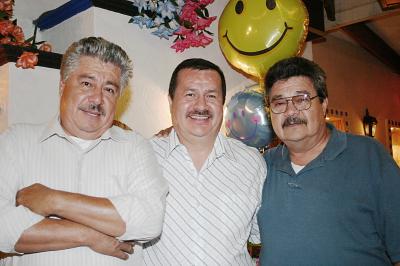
257, 56, 400, 265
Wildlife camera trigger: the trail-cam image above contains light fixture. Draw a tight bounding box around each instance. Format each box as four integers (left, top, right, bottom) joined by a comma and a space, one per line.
363, 109, 377, 137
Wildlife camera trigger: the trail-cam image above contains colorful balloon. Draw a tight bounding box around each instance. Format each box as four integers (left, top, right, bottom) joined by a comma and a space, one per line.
218, 0, 309, 79
225, 89, 274, 148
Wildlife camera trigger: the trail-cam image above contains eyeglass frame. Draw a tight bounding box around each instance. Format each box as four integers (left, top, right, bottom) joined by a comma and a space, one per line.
268, 94, 320, 114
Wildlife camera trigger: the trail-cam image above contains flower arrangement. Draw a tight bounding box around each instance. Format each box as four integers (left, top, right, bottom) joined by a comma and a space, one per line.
129, 0, 216, 53
0, 0, 52, 69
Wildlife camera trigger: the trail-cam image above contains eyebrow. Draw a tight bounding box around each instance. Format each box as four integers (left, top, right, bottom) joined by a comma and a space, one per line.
270, 90, 311, 100
78, 74, 120, 88
185, 87, 219, 94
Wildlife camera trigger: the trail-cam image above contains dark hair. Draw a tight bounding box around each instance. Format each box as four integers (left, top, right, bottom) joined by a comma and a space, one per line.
264, 57, 328, 103
61, 37, 133, 94
169, 58, 226, 104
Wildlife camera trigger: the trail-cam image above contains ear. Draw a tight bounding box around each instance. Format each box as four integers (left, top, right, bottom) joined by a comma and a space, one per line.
322, 98, 328, 117
168, 95, 173, 110
59, 80, 65, 96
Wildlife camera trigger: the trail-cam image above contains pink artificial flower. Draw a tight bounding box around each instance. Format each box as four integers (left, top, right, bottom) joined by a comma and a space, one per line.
180, 2, 200, 24
174, 26, 193, 36
198, 33, 213, 46
0, 19, 14, 36
39, 42, 52, 52
0, 36, 11, 44
194, 16, 216, 30
186, 32, 213, 47
171, 38, 191, 53
171, 0, 215, 52
198, 0, 215, 5
16, 51, 38, 69
12, 25, 24, 43
0, 0, 13, 17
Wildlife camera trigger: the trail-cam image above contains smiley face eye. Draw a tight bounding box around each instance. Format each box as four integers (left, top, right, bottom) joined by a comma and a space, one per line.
266, 0, 276, 10
235, 0, 244, 14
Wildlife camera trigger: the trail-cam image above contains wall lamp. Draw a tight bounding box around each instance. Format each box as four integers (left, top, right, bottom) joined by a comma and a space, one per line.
363, 108, 377, 137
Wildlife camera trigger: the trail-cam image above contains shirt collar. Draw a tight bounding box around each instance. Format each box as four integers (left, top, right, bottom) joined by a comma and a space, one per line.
272, 123, 347, 173
166, 129, 236, 162
321, 123, 347, 161
39, 116, 130, 143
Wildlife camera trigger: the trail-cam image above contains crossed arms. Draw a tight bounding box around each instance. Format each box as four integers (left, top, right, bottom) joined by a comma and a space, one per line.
14, 184, 133, 260
0, 129, 168, 260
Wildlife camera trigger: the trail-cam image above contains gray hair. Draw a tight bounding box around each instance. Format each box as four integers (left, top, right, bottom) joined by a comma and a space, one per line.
60, 37, 133, 93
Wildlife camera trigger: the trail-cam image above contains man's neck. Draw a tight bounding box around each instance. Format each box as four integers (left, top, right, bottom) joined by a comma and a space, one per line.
178, 134, 217, 172
287, 128, 331, 166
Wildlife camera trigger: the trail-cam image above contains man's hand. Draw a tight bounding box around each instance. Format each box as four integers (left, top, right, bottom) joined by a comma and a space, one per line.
87, 233, 134, 260
15, 217, 134, 260
16, 183, 57, 217
155, 126, 173, 137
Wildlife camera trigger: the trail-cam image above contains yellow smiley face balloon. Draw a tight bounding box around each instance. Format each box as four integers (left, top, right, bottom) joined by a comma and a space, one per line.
218, 0, 309, 79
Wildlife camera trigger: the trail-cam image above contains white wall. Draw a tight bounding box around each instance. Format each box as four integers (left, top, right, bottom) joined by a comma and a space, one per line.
8, 66, 60, 125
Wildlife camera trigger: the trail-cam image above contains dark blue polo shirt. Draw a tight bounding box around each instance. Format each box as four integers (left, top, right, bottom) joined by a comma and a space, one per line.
258, 124, 400, 265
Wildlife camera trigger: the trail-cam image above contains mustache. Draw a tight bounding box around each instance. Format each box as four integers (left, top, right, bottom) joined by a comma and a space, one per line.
186, 109, 211, 117
282, 116, 307, 127
79, 103, 105, 116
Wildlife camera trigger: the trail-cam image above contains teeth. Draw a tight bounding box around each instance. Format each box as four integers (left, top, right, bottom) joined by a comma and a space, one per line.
190, 115, 208, 120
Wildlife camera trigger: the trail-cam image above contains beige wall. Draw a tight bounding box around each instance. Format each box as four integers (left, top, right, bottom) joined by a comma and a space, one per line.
312, 34, 400, 149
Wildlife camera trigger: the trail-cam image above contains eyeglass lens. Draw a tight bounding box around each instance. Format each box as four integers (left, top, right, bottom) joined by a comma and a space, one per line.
270, 94, 312, 114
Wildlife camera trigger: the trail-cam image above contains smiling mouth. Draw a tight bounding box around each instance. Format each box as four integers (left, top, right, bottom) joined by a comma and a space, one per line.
223, 22, 293, 56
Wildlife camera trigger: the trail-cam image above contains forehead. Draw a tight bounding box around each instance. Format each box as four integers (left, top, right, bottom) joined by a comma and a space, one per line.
72, 56, 121, 79
270, 76, 315, 97
176, 68, 222, 90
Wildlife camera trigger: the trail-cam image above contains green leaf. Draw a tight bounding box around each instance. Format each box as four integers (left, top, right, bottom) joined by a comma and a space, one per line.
25, 36, 34, 42
204, 8, 209, 18
128, 17, 134, 23
0, 11, 8, 19
195, 8, 206, 19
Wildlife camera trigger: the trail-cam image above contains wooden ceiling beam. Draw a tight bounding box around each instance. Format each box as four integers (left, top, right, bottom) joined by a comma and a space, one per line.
341, 22, 400, 74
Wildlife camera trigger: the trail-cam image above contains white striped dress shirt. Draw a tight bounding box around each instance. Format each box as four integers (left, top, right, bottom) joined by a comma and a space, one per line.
0, 117, 168, 266
143, 130, 266, 266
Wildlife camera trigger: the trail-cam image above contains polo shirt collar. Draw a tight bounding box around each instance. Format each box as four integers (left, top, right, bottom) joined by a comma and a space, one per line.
320, 123, 347, 161
274, 123, 347, 174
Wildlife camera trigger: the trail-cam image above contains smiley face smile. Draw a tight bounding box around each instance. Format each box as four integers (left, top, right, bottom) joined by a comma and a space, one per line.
222, 22, 293, 56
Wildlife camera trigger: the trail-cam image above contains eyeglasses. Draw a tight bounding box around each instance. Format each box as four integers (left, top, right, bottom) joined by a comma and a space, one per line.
269, 94, 319, 114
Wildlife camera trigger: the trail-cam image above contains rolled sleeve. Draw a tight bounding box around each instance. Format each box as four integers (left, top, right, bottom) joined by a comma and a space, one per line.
0, 205, 42, 253
109, 135, 168, 241
0, 129, 43, 253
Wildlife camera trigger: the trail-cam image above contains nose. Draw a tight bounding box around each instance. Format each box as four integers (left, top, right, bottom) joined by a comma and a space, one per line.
284, 99, 299, 116
194, 95, 207, 109
88, 86, 103, 105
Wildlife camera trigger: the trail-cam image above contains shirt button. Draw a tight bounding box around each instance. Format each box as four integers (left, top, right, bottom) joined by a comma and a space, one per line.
287, 182, 301, 189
